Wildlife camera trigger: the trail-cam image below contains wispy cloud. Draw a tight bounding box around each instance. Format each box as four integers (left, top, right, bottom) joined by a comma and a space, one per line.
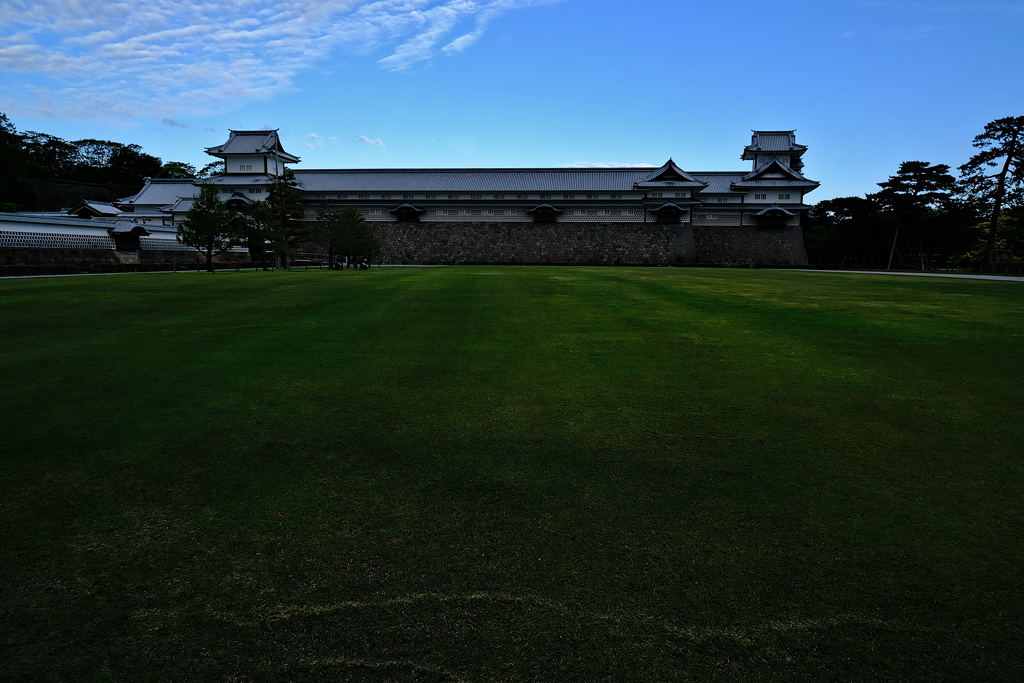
563, 162, 658, 168
357, 135, 385, 147
161, 117, 187, 128
0, 0, 562, 120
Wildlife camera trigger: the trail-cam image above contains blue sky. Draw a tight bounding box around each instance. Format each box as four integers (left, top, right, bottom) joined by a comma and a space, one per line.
1, 0, 1022, 200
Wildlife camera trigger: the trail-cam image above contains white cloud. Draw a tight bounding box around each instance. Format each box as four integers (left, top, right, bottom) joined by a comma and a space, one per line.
357, 135, 385, 147
0, 0, 562, 120
161, 117, 187, 128
562, 162, 658, 168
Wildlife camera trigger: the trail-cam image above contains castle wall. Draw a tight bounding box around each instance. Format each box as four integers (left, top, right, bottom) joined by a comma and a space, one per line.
0, 247, 247, 267
692, 224, 807, 266
371, 220, 807, 266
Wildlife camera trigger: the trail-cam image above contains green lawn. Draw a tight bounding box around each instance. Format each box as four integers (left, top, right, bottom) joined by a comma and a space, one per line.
1, 267, 1022, 682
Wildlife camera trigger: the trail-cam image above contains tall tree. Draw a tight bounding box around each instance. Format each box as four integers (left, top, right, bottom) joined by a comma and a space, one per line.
808, 196, 886, 266
264, 170, 306, 268
240, 202, 275, 271
335, 206, 380, 264
197, 161, 223, 178
177, 185, 238, 273
21, 131, 77, 179
959, 116, 1024, 264
160, 161, 198, 179
870, 161, 955, 270
108, 144, 163, 185
311, 207, 346, 266
0, 113, 38, 209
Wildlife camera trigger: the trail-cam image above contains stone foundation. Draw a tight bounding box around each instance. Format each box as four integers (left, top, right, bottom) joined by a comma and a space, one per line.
693, 224, 807, 266
0, 247, 250, 266
371, 221, 806, 266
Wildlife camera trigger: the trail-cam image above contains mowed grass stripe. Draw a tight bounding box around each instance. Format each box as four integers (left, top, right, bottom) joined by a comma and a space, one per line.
1, 267, 1021, 681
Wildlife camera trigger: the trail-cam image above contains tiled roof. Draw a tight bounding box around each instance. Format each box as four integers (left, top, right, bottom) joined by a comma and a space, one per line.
119, 179, 199, 208
733, 179, 820, 188
691, 173, 747, 194
292, 168, 661, 193
0, 212, 130, 235
110, 221, 150, 235
70, 200, 122, 216
649, 202, 691, 212
753, 203, 797, 217
745, 130, 807, 152
162, 197, 196, 213
732, 159, 819, 191
634, 159, 707, 188
202, 174, 279, 186
740, 158, 806, 181
742, 130, 808, 160
205, 130, 300, 163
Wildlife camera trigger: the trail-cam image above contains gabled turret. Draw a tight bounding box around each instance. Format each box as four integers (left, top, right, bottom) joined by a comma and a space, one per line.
633, 159, 707, 190
205, 129, 300, 176
742, 131, 807, 172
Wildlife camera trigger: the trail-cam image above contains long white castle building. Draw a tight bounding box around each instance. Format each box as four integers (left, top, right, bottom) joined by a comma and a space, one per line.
1, 129, 819, 266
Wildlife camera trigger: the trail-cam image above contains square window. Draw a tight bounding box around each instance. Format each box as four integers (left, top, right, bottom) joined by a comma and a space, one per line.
564, 194, 574, 200
779, 193, 791, 200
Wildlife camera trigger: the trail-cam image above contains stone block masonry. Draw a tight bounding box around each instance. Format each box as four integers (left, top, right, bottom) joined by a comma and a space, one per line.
693, 225, 807, 266
0, 247, 248, 267
371, 221, 807, 266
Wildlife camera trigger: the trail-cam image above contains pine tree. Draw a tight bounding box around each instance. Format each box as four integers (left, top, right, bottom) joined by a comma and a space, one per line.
870, 161, 955, 270
265, 170, 306, 269
959, 116, 1024, 265
177, 185, 238, 273
337, 207, 380, 264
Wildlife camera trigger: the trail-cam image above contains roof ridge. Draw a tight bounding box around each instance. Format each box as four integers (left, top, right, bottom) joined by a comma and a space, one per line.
293, 167, 659, 173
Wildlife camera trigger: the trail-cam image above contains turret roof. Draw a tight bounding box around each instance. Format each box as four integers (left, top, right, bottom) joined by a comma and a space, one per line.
742, 130, 807, 160
118, 178, 199, 208
633, 159, 707, 188
205, 129, 300, 163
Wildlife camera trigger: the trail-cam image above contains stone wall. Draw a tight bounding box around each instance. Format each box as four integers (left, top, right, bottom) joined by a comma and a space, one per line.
374, 221, 692, 265
371, 220, 806, 266
0, 247, 248, 266
693, 224, 807, 266
0, 247, 119, 267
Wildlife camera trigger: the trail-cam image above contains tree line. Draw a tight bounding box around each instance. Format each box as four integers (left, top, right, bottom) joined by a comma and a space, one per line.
0, 112, 218, 211
178, 174, 380, 273
806, 116, 1024, 268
